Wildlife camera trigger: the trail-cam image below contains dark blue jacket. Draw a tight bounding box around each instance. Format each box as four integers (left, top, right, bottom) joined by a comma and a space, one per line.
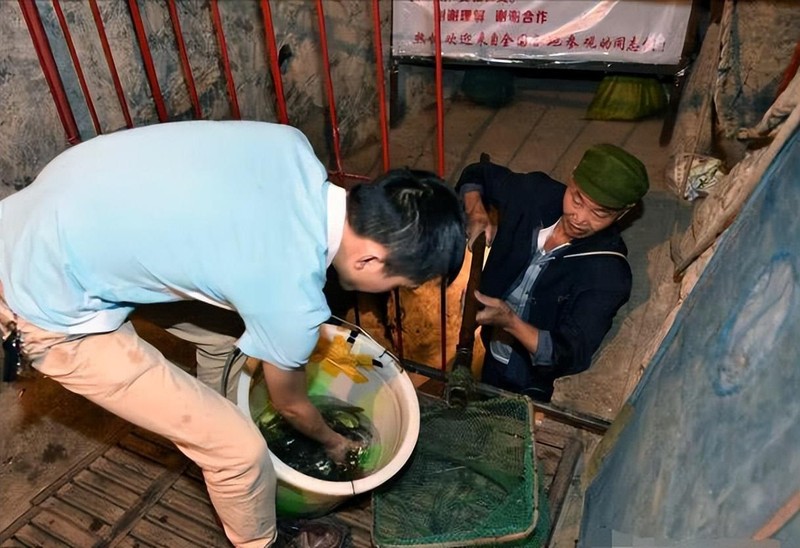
456, 161, 632, 396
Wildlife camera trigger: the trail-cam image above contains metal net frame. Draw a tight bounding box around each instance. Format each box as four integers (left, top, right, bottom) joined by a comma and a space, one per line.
372, 395, 547, 547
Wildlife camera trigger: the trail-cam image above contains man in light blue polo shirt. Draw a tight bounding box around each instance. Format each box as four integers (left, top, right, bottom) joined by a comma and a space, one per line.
0, 120, 465, 547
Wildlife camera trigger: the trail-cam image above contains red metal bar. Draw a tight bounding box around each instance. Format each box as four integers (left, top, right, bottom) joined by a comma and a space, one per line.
167, 0, 201, 119
439, 280, 447, 370
371, 0, 403, 359
127, 0, 168, 122
209, 0, 240, 119
88, 0, 133, 128
776, 39, 800, 98
371, 0, 390, 172
18, 0, 80, 145
432, 0, 445, 178
432, 0, 447, 370
352, 293, 361, 327
393, 288, 404, 361
338, 172, 371, 183
259, 0, 289, 125
314, 0, 344, 177
51, 0, 101, 135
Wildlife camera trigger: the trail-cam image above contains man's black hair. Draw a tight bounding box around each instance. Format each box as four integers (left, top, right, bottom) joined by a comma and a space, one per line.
347, 168, 466, 285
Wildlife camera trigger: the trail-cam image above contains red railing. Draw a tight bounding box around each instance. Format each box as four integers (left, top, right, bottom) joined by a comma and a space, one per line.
432, 0, 448, 370
18, 0, 80, 145
209, 0, 240, 120
20, 0, 452, 370
260, 0, 289, 125
89, 0, 133, 129
127, 0, 168, 122
167, 0, 202, 119
51, 0, 102, 135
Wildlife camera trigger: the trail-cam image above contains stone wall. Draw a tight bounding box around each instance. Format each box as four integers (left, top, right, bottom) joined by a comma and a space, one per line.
0, 0, 401, 197
0, 1, 67, 198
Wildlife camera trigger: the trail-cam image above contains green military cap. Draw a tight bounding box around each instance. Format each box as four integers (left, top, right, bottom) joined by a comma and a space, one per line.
573, 144, 649, 209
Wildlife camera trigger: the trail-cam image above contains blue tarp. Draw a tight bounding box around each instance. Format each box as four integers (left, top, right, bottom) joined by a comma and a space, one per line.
580, 128, 800, 547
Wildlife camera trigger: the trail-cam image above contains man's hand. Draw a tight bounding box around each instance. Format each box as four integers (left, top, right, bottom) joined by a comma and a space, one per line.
322, 432, 362, 466
474, 290, 517, 329
261, 361, 350, 456
474, 291, 541, 354
463, 191, 496, 250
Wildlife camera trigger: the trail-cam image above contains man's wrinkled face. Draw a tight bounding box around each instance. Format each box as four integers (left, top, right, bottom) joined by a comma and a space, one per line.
561, 180, 624, 240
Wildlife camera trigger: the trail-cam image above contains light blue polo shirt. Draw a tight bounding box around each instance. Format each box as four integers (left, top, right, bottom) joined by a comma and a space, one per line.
0, 120, 343, 369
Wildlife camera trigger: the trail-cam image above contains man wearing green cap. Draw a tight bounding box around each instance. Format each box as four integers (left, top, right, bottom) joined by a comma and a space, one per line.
456, 144, 649, 402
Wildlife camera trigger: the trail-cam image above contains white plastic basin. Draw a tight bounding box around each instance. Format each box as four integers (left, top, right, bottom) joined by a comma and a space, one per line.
236, 320, 420, 517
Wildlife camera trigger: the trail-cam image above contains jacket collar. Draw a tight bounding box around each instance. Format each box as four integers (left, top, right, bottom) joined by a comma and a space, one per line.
559, 223, 628, 257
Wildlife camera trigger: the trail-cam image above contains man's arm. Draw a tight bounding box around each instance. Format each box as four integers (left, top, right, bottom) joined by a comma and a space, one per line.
473, 286, 625, 374
457, 162, 558, 250
260, 360, 353, 463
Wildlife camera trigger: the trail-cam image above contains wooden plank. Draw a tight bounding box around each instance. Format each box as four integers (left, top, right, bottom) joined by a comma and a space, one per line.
158, 487, 220, 527
536, 443, 562, 480
144, 504, 229, 546
542, 473, 556, 495
0, 538, 27, 547
90, 456, 158, 493
183, 463, 204, 482
547, 438, 583, 527
336, 507, 373, 530
56, 482, 127, 525
99, 463, 188, 547
171, 475, 211, 502
534, 428, 569, 450
344, 525, 373, 548
0, 474, 125, 546
73, 469, 141, 508
127, 515, 227, 548
546, 457, 586, 548
114, 536, 157, 548
128, 428, 178, 452
103, 446, 168, 480
30, 508, 101, 547
11, 523, 70, 548
536, 420, 576, 441
536, 452, 562, 490
39, 496, 113, 538
334, 496, 373, 548
351, 529, 374, 548
118, 433, 185, 470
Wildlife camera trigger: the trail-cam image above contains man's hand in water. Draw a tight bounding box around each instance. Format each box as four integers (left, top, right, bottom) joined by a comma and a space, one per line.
324, 433, 363, 470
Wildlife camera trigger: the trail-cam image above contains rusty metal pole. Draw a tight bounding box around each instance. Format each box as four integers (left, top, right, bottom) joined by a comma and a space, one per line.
18, 0, 81, 145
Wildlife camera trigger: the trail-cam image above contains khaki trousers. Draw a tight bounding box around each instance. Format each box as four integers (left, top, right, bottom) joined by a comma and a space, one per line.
0, 292, 276, 548
133, 301, 250, 402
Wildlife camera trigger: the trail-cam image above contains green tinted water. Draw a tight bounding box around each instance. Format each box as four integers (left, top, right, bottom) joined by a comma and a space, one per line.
255, 395, 380, 481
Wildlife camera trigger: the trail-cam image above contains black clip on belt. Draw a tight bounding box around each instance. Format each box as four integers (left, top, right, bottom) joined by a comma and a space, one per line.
2, 323, 22, 382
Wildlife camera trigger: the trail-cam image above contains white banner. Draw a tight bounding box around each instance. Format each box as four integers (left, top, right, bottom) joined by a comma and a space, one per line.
392, 0, 692, 66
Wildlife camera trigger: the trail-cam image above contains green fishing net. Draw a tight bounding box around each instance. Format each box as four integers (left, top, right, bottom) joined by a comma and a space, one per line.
372, 395, 549, 547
